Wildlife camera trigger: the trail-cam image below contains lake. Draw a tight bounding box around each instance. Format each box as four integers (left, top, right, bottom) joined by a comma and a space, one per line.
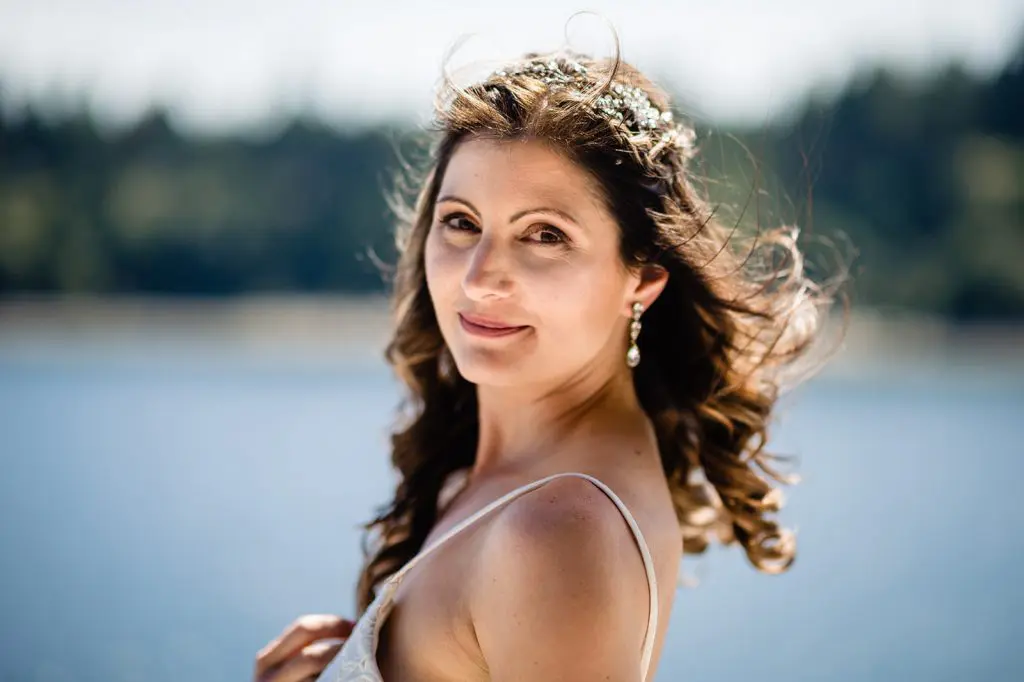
1, 333, 1022, 682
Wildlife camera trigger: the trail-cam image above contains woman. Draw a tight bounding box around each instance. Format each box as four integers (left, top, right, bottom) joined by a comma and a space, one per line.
254, 31, 844, 682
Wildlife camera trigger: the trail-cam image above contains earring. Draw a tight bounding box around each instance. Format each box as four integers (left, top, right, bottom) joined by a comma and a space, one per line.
626, 301, 643, 368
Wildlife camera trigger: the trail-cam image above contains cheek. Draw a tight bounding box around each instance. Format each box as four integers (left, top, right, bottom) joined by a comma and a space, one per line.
527, 263, 623, 341
424, 231, 458, 300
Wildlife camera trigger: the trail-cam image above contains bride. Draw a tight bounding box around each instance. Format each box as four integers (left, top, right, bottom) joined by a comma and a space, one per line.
254, 20, 844, 682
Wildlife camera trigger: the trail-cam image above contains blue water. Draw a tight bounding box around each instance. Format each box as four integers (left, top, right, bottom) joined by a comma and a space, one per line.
0, 342, 1022, 682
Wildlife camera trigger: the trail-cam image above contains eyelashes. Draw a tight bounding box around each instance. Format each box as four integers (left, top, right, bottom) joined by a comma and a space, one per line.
438, 212, 570, 246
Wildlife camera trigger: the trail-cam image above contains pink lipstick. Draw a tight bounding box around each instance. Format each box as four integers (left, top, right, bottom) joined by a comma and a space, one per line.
458, 313, 529, 338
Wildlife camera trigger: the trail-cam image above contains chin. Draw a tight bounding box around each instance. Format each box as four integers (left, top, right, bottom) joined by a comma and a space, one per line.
451, 353, 531, 387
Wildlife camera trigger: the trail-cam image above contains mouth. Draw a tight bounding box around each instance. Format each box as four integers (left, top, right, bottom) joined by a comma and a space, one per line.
458, 314, 530, 338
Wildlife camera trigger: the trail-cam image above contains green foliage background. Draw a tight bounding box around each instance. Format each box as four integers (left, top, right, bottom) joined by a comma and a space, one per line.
1, 40, 1021, 321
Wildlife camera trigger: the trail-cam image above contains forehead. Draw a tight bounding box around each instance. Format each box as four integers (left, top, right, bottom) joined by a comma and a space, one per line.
439, 137, 605, 206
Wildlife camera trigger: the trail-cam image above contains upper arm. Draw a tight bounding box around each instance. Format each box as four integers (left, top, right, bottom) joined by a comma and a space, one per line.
468, 476, 651, 682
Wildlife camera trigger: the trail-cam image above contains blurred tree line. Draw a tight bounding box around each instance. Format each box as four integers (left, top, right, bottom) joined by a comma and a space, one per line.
0, 39, 1021, 321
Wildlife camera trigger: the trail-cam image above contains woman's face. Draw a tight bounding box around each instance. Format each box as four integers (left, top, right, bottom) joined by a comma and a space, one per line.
424, 136, 644, 388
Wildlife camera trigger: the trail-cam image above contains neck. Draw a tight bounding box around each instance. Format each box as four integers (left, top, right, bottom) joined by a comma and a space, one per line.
468, 358, 650, 480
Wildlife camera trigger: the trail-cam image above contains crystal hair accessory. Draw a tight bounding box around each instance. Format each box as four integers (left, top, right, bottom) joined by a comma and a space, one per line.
487, 57, 693, 157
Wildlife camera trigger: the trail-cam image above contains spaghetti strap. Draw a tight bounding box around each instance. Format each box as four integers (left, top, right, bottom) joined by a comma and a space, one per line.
389, 471, 660, 680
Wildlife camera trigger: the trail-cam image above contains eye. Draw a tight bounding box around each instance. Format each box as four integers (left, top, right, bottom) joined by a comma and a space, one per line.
439, 212, 479, 233
438, 212, 570, 247
528, 224, 569, 245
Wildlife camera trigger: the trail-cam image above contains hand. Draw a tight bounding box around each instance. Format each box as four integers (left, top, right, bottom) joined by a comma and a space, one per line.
254, 614, 355, 682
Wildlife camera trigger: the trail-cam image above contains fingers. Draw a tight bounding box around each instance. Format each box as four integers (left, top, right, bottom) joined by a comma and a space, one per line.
255, 615, 355, 682
269, 640, 344, 682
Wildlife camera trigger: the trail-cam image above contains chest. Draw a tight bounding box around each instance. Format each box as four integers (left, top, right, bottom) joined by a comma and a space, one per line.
374, 523, 490, 682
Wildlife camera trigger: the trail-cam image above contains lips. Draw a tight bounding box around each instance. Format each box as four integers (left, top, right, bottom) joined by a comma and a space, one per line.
458, 313, 529, 338
459, 312, 522, 329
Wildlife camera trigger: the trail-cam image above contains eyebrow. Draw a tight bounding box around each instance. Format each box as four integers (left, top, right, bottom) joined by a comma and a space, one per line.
436, 194, 582, 228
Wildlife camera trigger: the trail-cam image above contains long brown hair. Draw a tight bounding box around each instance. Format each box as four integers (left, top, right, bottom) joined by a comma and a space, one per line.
354, 37, 850, 613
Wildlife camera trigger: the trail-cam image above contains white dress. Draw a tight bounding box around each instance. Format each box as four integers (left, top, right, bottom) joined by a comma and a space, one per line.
318, 471, 660, 682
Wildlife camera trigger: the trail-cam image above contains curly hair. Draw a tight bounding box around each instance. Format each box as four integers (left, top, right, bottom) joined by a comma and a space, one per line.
353, 35, 850, 613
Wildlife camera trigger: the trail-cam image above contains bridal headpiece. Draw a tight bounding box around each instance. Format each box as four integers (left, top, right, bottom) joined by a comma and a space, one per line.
484, 56, 695, 160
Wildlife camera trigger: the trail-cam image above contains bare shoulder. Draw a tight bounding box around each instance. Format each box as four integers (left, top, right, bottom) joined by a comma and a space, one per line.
467, 475, 652, 681
488, 474, 641, 562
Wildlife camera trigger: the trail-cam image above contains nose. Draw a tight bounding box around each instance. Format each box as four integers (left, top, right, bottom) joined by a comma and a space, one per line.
462, 232, 514, 301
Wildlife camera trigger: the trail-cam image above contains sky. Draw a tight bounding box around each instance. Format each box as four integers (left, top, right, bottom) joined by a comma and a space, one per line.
0, 0, 1021, 135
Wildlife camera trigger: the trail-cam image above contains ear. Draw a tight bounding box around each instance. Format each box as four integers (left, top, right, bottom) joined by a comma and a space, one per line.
625, 263, 669, 316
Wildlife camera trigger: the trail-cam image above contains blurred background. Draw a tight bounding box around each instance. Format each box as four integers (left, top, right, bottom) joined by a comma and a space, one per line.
1, 2, 1022, 681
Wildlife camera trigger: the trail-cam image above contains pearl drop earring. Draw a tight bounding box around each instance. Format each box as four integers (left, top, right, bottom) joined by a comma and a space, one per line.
626, 301, 643, 368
